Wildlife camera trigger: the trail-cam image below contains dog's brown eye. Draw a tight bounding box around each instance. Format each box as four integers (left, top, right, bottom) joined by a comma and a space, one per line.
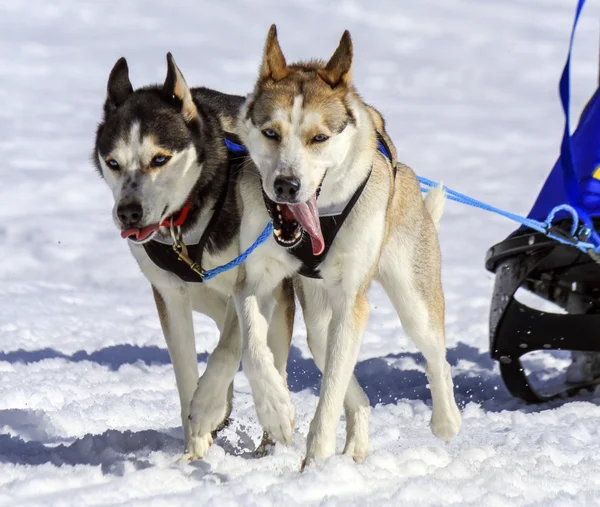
312, 134, 329, 143
262, 129, 280, 141
150, 155, 171, 168
106, 159, 120, 170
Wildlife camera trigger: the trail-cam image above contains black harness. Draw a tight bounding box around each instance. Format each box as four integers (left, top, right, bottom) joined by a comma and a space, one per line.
141, 133, 393, 282
284, 133, 394, 279
142, 134, 246, 283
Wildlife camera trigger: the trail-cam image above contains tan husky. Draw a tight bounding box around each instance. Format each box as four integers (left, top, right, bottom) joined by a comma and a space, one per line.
233, 26, 462, 465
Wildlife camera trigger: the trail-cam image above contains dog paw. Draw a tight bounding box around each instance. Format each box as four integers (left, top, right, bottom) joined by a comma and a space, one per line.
253, 379, 295, 444
343, 406, 369, 463
189, 383, 230, 439
342, 434, 368, 463
253, 432, 276, 458
430, 402, 462, 443
177, 433, 213, 463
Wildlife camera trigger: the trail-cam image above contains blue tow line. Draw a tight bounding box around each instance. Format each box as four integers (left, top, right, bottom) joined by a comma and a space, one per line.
200, 171, 599, 282
418, 177, 600, 255
200, 158, 599, 282
202, 0, 600, 282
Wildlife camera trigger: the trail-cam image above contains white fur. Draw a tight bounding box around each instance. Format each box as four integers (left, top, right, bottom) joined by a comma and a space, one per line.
236, 96, 383, 461
377, 230, 461, 443
237, 89, 461, 466
234, 194, 299, 443
129, 242, 232, 459
130, 228, 294, 460
98, 122, 201, 242
424, 184, 446, 231
241, 94, 365, 205
297, 278, 370, 462
101, 120, 293, 460
188, 297, 238, 439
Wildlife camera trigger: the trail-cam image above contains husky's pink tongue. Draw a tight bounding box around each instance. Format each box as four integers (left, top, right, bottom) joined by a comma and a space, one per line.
120, 223, 159, 241
289, 196, 324, 255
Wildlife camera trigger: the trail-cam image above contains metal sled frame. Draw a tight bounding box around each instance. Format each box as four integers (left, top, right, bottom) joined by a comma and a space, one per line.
486, 222, 600, 402
484, 6, 600, 403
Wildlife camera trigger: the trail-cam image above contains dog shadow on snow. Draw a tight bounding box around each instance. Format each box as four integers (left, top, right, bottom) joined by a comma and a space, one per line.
287, 342, 521, 412
0, 342, 587, 472
0, 341, 511, 409
0, 409, 183, 474
0, 344, 208, 371
288, 343, 588, 413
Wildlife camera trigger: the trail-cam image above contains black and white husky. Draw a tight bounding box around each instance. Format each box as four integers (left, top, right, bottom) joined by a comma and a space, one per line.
93, 54, 294, 460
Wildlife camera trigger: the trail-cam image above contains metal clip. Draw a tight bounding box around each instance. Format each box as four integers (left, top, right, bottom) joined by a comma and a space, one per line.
546, 224, 579, 246
169, 223, 206, 278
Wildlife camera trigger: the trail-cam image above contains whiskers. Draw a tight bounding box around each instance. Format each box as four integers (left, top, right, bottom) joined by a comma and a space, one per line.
236, 155, 263, 183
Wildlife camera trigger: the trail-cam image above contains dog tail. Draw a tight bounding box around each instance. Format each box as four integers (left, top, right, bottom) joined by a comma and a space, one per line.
424, 183, 446, 231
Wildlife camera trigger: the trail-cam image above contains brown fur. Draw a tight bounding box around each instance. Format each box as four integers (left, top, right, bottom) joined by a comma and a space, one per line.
246, 28, 358, 134
165, 53, 198, 123
317, 30, 353, 88
352, 271, 373, 329
152, 285, 169, 330
235, 25, 460, 461
260, 25, 292, 82
366, 104, 397, 164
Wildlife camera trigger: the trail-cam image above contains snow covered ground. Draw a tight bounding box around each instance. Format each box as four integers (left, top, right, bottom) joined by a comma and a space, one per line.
3, 0, 600, 505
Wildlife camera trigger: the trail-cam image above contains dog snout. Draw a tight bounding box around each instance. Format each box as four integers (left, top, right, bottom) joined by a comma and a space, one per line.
117, 201, 143, 227
274, 176, 301, 202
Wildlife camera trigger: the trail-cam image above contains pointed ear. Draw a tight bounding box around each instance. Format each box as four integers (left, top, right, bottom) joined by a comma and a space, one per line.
163, 53, 198, 122
260, 24, 291, 81
106, 57, 133, 109
318, 31, 353, 88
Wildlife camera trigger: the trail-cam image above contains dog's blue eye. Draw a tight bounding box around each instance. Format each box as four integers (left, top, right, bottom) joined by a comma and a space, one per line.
151, 155, 171, 168
262, 129, 280, 140
312, 134, 329, 143
106, 159, 120, 170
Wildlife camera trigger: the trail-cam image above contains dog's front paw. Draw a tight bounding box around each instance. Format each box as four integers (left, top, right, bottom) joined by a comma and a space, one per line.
189, 381, 231, 439
253, 378, 295, 444
178, 433, 213, 462
342, 405, 369, 463
430, 401, 462, 443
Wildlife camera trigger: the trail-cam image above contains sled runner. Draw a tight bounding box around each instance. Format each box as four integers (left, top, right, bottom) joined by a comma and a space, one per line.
486, 0, 600, 402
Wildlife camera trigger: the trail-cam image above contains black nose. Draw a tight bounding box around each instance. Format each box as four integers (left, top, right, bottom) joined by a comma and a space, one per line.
117, 201, 143, 227
274, 177, 301, 201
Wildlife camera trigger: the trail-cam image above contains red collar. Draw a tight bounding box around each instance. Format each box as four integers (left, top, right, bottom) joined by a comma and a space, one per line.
160, 199, 192, 228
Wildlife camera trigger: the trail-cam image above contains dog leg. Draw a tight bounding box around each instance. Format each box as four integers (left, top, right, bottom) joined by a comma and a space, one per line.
304, 286, 370, 464
267, 279, 294, 382
188, 296, 241, 458
297, 279, 370, 463
152, 285, 207, 457
250, 279, 295, 457
235, 276, 295, 445
377, 235, 461, 443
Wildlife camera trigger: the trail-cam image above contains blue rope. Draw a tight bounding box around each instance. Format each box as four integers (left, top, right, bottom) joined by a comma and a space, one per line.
202, 175, 598, 283
202, 174, 599, 283
208, 112, 600, 283
201, 222, 273, 281
418, 176, 600, 255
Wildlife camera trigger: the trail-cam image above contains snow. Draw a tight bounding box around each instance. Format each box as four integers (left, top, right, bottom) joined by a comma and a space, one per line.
3, 0, 600, 505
